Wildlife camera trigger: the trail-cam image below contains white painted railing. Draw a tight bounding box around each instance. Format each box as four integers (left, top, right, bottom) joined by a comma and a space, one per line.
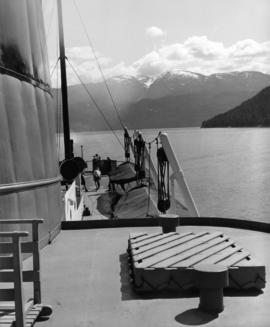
159, 132, 200, 217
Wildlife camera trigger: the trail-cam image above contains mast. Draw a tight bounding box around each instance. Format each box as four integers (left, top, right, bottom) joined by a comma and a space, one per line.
57, 0, 71, 160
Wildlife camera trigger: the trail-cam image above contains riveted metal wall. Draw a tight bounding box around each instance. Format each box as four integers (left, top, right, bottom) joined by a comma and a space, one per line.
0, 0, 62, 243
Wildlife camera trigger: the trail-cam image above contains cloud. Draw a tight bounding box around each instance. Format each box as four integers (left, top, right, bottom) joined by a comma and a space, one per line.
132, 36, 270, 77
50, 37, 270, 86
50, 46, 113, 86
145, 26, 166, 38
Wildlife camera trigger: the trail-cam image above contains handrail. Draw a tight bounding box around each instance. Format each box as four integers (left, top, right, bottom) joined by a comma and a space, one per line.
0, 231, 29, 238
0, 176, 61, 195
0, 219, 43, 224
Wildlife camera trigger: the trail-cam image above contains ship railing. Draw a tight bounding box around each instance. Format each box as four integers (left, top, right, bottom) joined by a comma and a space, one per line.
127, 130, 199, 217
159, 132, 199, 217
0, 219, 52, 326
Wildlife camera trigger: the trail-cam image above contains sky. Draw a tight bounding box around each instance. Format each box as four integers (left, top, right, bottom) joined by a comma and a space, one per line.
42, 0, 270, 86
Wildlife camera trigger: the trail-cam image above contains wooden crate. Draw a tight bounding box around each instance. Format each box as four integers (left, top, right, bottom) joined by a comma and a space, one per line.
128, 231, 265, 292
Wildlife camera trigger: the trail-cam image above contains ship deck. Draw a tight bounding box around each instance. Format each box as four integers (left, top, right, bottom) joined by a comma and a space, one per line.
25, 224, 269, 327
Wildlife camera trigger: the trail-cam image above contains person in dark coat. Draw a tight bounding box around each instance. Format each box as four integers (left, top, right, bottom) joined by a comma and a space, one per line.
81, 170, 88, 192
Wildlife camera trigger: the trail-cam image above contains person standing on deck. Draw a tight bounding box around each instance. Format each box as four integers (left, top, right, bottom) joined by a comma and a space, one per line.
93, 168, 101, 191
93, 154, 101, 171
81, 170, 88, 192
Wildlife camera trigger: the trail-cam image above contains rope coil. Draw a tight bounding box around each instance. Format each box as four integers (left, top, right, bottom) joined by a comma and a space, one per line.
133, 131, 146, 180
157, 146, 170, 213
124, 127, 131, 162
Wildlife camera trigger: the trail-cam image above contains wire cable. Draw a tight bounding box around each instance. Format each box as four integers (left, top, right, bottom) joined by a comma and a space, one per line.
50, 58, 60, 79
73, 0, 125, 130
66, 58, 124, 149
45, 0, 56, 41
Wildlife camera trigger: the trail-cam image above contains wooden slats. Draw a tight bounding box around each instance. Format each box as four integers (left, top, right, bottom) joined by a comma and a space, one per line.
131, 232, 176, 248
0, 219, 44, 327
0, 303, 43, 327
128, 231, 266, 291
0, 256, 13, 269
194, 244, 243, 266
129, 232, 162, 244
0, 289, 15, 301
152, 233, 226, 268
171, 239, 236, 267
0, 242, 34, 254
0, 219, 43, 224
0, 270, 38, 283
0, 232, 28, 238
217, 250, 250, 266
132, 232, 206, 262
129, 232, 149, 242
137, 232, 223, 268
131, 232, 195, 256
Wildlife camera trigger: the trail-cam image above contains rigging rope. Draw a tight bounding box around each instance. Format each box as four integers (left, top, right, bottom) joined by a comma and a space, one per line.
45, 0, 56, 41
146, 142, 152, 217
157, 144, 170, 213
67, 58, 124, 149
73, 0, 125, 130
133, 131, 146, 180
124, 127, 131, 162
50, 58, 60, 79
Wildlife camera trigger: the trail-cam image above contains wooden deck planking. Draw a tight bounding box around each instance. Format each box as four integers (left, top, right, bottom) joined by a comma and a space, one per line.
132, 232, 208, 261
130, 232, 177, 249
131, 232, 195, 256
136, 232, 224, 268
129, 233, 149, 242
151, 234, 228, 268
171, 239, 236, 267
193, 245, 243, 265
216, 250, 250, 266
232, 256, 262, 267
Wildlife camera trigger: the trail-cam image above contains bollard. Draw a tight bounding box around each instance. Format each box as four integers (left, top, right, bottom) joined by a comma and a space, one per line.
158, 214, 179, 233
193, 264, 229, 313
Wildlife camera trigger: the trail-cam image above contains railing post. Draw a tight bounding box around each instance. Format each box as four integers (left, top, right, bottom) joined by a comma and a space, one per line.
32, 221, 41, 304
12, 233, 26, 327
159, 132, 200, 217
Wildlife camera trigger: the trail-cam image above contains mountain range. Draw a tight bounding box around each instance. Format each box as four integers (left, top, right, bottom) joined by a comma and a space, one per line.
54, 70, 270, 131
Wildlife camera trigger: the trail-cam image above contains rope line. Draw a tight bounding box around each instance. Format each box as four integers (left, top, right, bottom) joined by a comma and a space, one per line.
146, 142, 152, 216
45, 0, 56, 41
73, 0, 125, 130
124, 127, 131, 161
67, 58, 124, 149
50, 58, 60, 79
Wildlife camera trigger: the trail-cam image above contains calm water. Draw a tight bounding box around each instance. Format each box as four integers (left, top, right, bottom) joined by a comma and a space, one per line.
65, 128, 270, 222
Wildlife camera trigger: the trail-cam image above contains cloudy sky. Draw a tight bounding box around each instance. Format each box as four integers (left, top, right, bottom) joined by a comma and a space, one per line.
43, 0, 270, 86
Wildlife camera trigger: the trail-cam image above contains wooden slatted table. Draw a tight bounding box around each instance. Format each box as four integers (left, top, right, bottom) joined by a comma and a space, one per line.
128, 231, 265, 292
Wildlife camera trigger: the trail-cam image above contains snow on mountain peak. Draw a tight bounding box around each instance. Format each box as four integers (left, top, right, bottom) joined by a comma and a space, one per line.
110, 74, 137, 82
170, 70, 201, 78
